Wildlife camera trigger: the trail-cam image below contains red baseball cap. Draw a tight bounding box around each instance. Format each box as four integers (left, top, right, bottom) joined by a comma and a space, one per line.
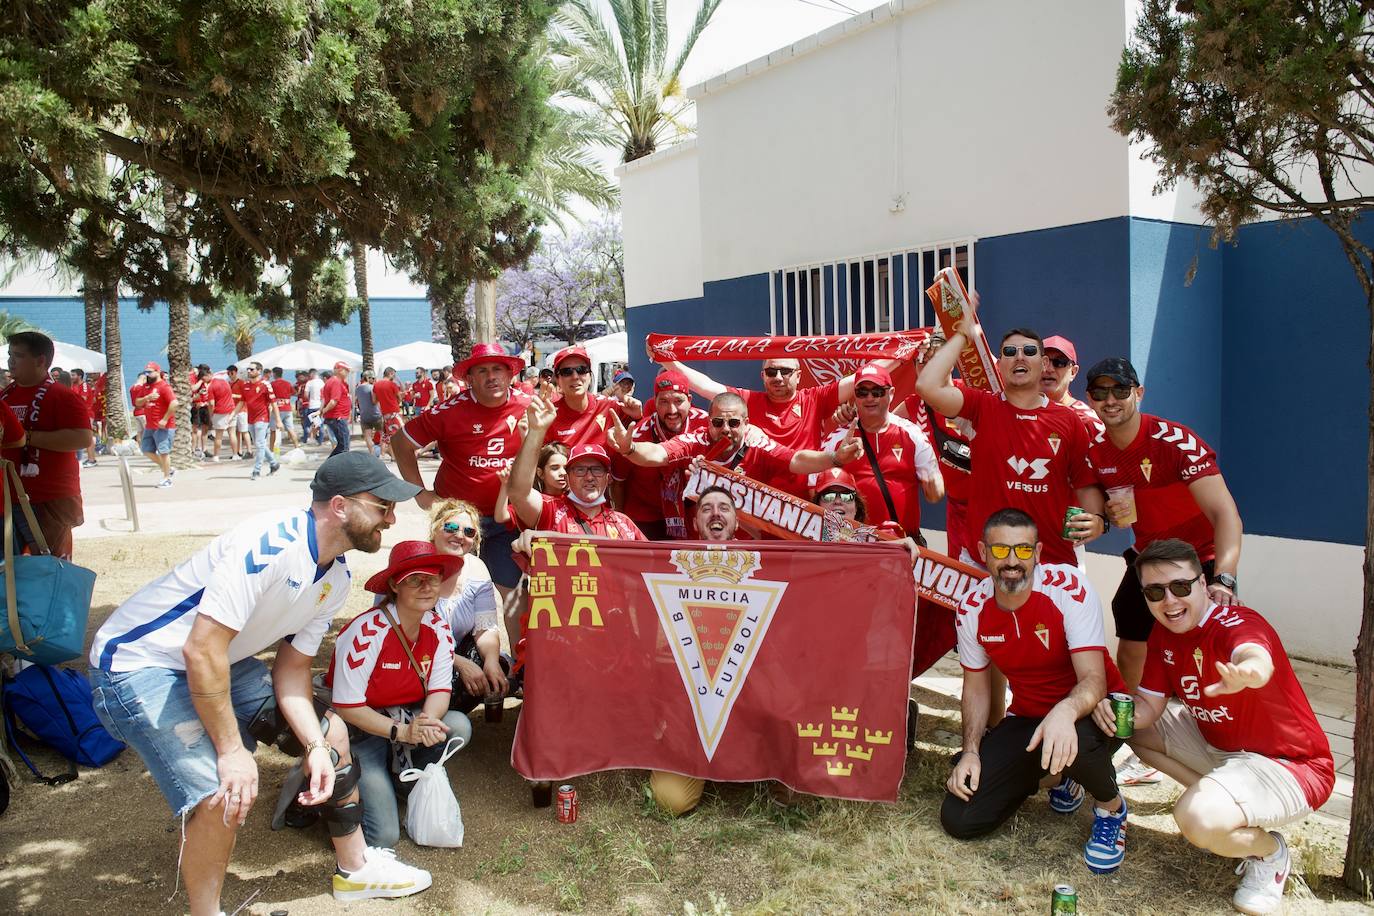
553, 346, 591, 369
333, 361, 351, 373
567, 443, 611, 468
144, 361, 161, 373
654, 369, 690, 396
1042, 335, 1077, 365
854, 363, 893, 388
363, 540, 464, 594
812, 467, 858, 494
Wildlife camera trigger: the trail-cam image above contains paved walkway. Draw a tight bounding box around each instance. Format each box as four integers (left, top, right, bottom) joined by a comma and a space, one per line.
76, 441, 1358, 825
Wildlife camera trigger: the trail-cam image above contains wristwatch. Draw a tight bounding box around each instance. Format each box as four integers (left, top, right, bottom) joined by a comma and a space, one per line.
1214, 573, 1238, 594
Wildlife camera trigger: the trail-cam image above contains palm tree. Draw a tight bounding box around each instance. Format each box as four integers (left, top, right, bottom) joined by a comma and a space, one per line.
163, 186, 196, 470
194, 293, 293, 361
0, 312, 44, 338
552, 0, 725, 164
352, 240, 374, 373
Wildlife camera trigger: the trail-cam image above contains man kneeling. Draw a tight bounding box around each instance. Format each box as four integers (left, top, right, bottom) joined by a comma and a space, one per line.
942, 508, 1129, 875
1091, 539, 1333, 915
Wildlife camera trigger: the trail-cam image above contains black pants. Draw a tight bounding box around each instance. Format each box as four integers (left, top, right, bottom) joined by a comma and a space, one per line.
940, 715, 1121, 840
448, 632, 513, 712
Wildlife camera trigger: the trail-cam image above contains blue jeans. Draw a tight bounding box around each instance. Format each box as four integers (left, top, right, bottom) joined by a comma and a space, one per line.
301, 407, 322, 443
89, 658, 276, 816
325, 417, 350, 456
251, 420, 277, 474
479, 515, 522, 589
351, 709, 471, 848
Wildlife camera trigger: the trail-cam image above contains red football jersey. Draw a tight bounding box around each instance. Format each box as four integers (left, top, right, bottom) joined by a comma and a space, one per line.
611, 409, 708, 529
1, 381, 89, 502
270, 377, 294, 412
957, 563, 1126, 718
372, 377, 402, 415
327, 606, 454, 710
819, 416, 939, 534
71, 381, 96, 419
321, 377, 351, 419
1063, 396, 1106, 438
208, 377, 233, 414
1139, 604, 1334, 809
958, 389, 1093, 567
729, 382, 840, 451
536, 493, 647, 540
141, 379, 177, 428
411, 377, 435, 408
660, 427, 796, 484
240, 380, 274, 424
129, 382, 149, 418
547, 394, 625, 450
402, 390, 531, 514
1087, 414, 1221, 559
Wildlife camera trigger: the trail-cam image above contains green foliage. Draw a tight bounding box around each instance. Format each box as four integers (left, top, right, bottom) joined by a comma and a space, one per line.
193, 293, 293, 360
0, 311, 45, 338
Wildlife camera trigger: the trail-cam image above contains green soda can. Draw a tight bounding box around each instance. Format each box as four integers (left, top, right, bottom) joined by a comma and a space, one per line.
1109, 692, 1135, 738
1062, 506, 1086, 540
1051, 884, 1078, 914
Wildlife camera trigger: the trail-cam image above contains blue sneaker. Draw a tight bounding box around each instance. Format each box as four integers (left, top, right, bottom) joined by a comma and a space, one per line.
1048, 776, 1084, 814
1083, 799, 1128, 874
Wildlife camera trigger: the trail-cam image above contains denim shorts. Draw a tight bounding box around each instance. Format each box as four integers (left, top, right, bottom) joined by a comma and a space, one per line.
478, 515, 521, 589
140, 427, 174, 455
89, 658, 276, 816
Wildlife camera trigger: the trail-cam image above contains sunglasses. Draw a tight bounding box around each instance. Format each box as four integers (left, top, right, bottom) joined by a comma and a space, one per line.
441, 522, 477, 537
343, 495, 396, 515
556, 365, 591, 377
763, 367, 796, 378
569, 465, 607, 478
987, 543, 1035, 560
1087, 385, 1135, 402
817, 491, 856, 504
710, 417, 744, 429
1048, 356, 1072, 369
1001, 344, 1040, 358
1141, 574, 1201, 602
854, 386, 889, 399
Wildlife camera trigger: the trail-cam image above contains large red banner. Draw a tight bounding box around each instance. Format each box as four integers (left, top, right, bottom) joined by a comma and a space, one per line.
511, 536, 917, 801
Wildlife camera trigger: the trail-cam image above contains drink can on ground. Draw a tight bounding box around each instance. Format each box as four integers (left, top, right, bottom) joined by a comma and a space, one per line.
1051, 884, 1078, 914
556, 784, 578, 824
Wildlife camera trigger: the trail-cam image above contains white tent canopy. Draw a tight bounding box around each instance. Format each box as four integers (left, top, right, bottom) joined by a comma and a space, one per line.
373, 341, 456, 372
52, 340, 107, 374
240, 340, 362, 373
538, 332, 627, 390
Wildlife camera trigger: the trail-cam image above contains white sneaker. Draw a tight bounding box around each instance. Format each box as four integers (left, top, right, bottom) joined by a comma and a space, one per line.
1116, 752, 1162, 786
157, 477, 173, 488
1233, 832, 1290, 915
332, 846, 432, 901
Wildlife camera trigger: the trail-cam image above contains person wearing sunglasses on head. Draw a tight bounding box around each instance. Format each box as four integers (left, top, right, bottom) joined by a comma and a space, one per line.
544, 346, 643, 449
1039, 335, 1105, 437
918, 313, 1108, 569
943, 508, 1131, 876
608, 391, 864, 498
1089, 539, 1331, 916
1081, 357, 1243, 683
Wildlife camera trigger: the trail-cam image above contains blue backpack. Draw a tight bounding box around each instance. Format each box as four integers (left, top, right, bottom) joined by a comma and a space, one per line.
3, 665, 124, 783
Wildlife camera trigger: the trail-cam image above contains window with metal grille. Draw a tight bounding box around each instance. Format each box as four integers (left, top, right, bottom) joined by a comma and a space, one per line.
769, 238, 976, 336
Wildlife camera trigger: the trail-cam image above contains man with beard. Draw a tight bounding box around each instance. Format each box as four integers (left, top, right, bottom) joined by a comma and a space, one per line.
942, 508, 1130, 875
545, 346, 642, 449
393, 344, 531, 597
609, 369, 708, 539
88, 453, 433, 913
1040, 335, 1104, 437
607, 391, 863, 489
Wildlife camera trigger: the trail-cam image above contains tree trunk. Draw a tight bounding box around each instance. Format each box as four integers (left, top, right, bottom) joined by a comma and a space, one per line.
82, 282, 102, 352
353, 241, 374, 373
473, 278, 497, 344
101, 278, 129, 441
162, 187, 196, 470
291, 255, 314, 342
1344, 291, 1374, 892
430, 297, 446, 343
237, 337, 253, 361
430, 283, 471, 366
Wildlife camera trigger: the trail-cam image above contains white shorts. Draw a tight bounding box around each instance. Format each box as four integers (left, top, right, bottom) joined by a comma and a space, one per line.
212, 412, 232, 431
235, 412, 249, 433
1153, 702, 1313, 828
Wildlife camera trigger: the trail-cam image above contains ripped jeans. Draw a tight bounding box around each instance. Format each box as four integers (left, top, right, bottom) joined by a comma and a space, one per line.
89, 657, 277, 817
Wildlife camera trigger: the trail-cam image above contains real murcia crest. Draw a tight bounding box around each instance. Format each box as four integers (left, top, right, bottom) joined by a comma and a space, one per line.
643, 547, 787, 760
1047, 432, 1061, 455
1034, 621, 1050, 650
892, 446, 903, 462
1140, 458, 1153, 482
506, 415, 518, 433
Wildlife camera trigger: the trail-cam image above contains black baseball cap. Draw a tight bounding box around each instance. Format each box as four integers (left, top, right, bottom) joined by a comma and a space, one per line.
311, 452, 422, 503
1084, 357, 1140, 387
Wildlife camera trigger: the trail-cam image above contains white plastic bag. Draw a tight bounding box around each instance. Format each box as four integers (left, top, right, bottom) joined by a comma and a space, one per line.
398, 736, 465, 847
283, 447, 307, 465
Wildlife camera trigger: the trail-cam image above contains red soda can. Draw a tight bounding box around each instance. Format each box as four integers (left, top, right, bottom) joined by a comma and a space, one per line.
556, 784, 578, 824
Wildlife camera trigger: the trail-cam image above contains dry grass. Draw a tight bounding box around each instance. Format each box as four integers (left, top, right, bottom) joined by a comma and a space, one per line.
1, 532, 1367, 915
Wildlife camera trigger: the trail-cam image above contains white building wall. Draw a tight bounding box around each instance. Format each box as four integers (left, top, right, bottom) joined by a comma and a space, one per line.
618, 141, 704, 309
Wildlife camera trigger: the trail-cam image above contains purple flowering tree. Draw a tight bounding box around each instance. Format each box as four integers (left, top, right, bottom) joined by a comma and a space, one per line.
496, 217, 623, 347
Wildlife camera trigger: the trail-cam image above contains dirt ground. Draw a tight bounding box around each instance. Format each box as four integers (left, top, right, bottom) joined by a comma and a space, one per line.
0, 532, 1367, 915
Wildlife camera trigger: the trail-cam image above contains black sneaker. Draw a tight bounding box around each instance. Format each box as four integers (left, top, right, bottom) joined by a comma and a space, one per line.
269, 463, 280, 475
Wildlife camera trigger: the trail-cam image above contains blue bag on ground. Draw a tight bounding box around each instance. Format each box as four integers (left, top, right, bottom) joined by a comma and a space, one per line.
0, 460, 97, 665
4, 665, 124, 767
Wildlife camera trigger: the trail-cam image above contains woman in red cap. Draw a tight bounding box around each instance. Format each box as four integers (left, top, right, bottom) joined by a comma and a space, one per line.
326, 540, 469, 849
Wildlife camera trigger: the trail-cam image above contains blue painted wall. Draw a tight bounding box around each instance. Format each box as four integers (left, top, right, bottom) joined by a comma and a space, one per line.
0, 298, 433, 380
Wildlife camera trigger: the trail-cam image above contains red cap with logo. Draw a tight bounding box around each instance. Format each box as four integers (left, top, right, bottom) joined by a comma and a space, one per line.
553, 346, 591, 369
1042, 335, 1077, 365
653, 369, 690, 396
854, 363, 893, 388
567, 443, 611, 468
812, 467, 859, 494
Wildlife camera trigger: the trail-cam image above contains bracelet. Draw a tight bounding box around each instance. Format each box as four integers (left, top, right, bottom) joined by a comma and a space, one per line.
1094, 512, 1110, 531
303, 738, 330, 756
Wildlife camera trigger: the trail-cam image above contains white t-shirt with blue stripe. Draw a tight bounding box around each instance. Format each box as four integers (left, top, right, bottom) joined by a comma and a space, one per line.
90, 508, 351, 672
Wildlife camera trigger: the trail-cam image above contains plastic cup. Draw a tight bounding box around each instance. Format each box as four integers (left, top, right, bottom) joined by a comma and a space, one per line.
1106, 485, 1137, 526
